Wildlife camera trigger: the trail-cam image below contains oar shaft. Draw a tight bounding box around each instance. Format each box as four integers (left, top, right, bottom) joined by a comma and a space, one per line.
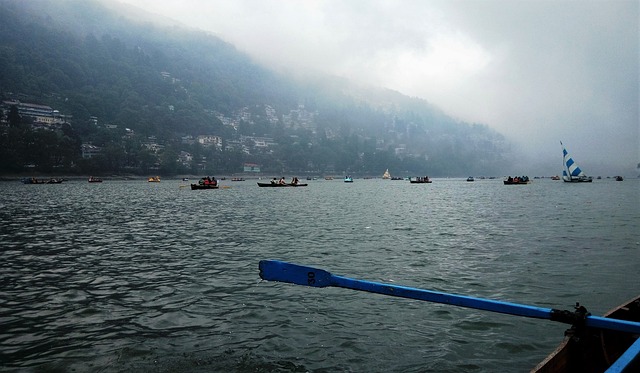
332, 275, 553, 319
259, 260, 640, 334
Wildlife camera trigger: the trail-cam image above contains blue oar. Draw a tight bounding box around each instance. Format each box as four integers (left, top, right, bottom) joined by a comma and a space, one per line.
259, 260, 640, 334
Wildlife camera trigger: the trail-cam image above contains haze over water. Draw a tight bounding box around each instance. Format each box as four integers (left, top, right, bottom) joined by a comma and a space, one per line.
1, 178, 638, 372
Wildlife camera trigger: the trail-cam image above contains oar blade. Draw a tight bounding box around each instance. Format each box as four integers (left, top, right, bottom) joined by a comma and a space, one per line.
259, 260, 333, 287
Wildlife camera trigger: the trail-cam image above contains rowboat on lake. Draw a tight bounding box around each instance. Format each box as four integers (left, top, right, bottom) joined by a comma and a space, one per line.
532, 295, 640, 373
503, 176, 531, 185
257, 182, 308, 187
410, 176, 432, 184
190, 183, 219, 190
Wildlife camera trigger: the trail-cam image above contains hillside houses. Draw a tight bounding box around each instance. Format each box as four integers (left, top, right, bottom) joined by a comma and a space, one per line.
1, 100, 68, 129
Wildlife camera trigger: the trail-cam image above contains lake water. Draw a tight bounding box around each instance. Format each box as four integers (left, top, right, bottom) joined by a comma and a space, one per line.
1, 177, 638, 372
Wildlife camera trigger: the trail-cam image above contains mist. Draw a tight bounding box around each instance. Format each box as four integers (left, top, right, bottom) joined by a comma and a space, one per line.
116, 0, 639, 176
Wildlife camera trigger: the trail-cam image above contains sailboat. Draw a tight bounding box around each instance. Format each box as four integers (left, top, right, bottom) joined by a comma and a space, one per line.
561, 141, 592, 182
382, 169, 391, 179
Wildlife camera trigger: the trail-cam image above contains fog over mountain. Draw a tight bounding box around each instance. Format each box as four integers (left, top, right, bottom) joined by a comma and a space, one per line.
119, 0, 639, 176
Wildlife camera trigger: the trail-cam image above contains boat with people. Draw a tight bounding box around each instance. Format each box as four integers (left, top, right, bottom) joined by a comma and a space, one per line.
561, 141, 592, 182
258, 260, 640, 373
344, 176, 353, 183
615, 176, 624, 181
410, 176, 432, 184
147, 176, 161, 182
257, 182, 307, 187
88, 176, 102, 183
22, 177, 64, 184
191, 176, 218, 189
190, 183, 218, 190
466, 176, 475, 182
258, 177, 307, 187
503, 176, 531, 185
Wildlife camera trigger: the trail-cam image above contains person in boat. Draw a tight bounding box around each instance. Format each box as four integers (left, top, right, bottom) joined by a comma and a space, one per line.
270, 178, 277, 184
279, 177, 286, 185
211, 176, 217, 186
291, 177, 299, 185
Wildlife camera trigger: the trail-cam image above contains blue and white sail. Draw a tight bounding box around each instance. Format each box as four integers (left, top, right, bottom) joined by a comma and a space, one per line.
561, 141, 592, 182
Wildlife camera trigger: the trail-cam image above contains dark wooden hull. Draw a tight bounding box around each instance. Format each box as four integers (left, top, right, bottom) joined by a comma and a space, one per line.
190, 184, 219, 190
410, 180, 432, 184
503, 181, 531, 185
257, 182, 308, 187
532, 295, 640, 373
22, 178, 63, 184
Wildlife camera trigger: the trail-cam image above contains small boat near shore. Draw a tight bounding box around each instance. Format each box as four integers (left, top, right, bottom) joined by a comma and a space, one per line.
344, 176, 353, 183
22, 177, 64, 184
147, 176, 161, 182
257, 182, 307, 187
88, 176, 102, 183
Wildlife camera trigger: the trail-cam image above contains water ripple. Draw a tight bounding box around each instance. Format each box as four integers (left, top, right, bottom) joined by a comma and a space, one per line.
0, 179, 638, 371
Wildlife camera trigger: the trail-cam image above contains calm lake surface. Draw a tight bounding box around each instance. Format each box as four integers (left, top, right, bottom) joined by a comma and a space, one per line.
1, 177, 638, 372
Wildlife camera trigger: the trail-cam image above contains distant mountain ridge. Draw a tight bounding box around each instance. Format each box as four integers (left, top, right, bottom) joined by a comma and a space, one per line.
0, 0, 511, 176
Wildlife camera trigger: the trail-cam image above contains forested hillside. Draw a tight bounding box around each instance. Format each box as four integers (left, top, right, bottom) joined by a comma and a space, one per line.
0, 0, 511, 177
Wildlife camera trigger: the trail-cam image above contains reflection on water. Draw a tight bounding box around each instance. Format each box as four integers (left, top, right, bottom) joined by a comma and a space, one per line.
0, 178, 638, 372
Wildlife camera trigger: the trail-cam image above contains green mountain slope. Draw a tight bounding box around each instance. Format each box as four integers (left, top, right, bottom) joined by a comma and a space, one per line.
0, 0, 510, 176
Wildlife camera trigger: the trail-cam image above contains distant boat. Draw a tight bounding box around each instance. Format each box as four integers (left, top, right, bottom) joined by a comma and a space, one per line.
88, 176, 102, 183
615, 176, 623, 181
561, 141, 592, 182
257, 182, 308, 187
503, 176, 531, 185
344, 176, 353, 183
148, 176, 161, 182
466, 176, 475, 182
382, 169, 391, 179
22, 177, 63, 184
190, 184, 219, 190
550, 175, 561, 180
410, 176, 432, 184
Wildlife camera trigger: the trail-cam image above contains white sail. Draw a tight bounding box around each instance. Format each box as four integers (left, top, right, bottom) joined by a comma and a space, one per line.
382, 169, 391, 179
561, 141, 592, 182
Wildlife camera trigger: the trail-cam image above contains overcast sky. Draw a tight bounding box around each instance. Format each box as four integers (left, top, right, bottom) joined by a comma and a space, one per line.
117, 0, 638, 175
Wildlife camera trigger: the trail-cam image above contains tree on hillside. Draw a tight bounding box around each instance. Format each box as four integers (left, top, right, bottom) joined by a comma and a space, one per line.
7, 105, 21, 127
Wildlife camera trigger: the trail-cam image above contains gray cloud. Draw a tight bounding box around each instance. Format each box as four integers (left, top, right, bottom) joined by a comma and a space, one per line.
118, 0, 638, 175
